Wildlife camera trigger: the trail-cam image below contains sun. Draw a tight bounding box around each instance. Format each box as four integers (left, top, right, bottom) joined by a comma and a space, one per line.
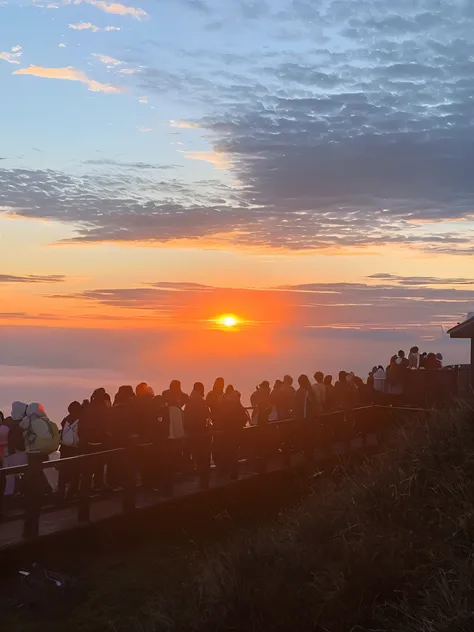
214, 313, 240, 328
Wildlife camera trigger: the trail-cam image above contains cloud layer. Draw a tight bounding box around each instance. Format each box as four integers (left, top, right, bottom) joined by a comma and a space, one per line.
3, 0, 474, 253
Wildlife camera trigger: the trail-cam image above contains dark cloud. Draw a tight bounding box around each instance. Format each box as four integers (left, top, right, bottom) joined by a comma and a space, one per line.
0, 274, 65, 284
50, 278, 474, 335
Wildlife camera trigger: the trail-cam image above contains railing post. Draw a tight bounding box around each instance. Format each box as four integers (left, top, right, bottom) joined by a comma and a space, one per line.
257, 425, 267, 475
23, 451, 44, 540
123, 435, 139, 513
282, 423, 291, 468
78, 452, 92, 523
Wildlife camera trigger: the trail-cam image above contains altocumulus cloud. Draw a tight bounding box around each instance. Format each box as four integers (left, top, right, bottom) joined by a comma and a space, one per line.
13, 66, 126, 93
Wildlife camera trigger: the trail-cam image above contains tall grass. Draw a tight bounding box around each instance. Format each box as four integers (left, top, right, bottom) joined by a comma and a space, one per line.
147, 402, 474, 632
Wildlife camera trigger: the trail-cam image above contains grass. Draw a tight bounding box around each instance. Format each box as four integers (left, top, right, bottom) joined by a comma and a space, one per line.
5, 402, 474, 631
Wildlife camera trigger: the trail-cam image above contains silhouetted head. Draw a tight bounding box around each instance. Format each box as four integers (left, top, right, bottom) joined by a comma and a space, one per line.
390, 355, 397, 365
225, 384, 235, 394
170, 380, 181, 393
193, 382, 205, 397
145, 386, 155, 398
410, 346, 419, 354
68, 401, 82, 417
436, 353, 443, 361
314, 371, 324, 383
298, 374, 311, 389
213, 377, 224, 393
259, 381, 270, 394
114, 385, 135, 406
273, 379, 283, 391
398, 350, 405, 358
323, 375, 332, 386
91, 388, 106, 402
283, 375, 293, 386
0, 411, 4, 423
338, 370, 347, 383
136, 382, 149, 397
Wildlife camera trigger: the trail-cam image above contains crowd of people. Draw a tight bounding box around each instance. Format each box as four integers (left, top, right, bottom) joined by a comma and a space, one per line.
0, 349, 448, 503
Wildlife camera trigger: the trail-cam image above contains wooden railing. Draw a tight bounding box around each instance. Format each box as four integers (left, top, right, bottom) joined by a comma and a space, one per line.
0, 405, 429, 541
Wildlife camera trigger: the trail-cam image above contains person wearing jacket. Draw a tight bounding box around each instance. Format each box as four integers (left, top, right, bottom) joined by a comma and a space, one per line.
2, 402, 27, 497
19, 403, 55, 496
184, 382, 211, 479
78, 389, 111, 491
220, 387, 248, 480
57, 401, 82, 502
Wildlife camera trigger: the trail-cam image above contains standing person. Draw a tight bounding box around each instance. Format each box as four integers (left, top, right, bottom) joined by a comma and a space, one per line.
78, 389, 111, 491
206, 378, 225, 469
397, 350, 409, 369
295, 375, 316, 422
20, 403, 60, 496
206, 378, 224, 425
107, 386, 135, 490
220, 387, 248, 480
162, 381, 189, 471
57, 401, 82, 502
312, 372, 326, 414
184, 382, 211, 479
408, 346, 420, 369
334, 371, 358, 410
323, 375, 335, 411
270, 380, 283, 420
279, 375, 296, 419
387, 356, 405, 401
250, 381, 272, 425
373, 366, 387, 403
2, 402, 27, 497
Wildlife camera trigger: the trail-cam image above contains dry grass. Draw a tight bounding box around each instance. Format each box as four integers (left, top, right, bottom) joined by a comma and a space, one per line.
6, 403, 474, 632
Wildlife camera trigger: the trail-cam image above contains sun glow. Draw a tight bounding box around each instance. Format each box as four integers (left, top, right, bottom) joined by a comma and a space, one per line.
214, 313, 240, 328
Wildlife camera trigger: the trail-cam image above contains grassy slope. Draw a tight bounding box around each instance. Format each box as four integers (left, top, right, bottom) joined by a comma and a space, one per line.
6, 403, 474, 632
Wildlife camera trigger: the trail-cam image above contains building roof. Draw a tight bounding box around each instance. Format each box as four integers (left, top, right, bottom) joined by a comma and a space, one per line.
448, 315, 474, 339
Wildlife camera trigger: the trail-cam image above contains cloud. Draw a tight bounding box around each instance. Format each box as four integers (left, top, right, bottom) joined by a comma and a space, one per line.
91, 53, 124, 65
13, 65, 126, 93
0, 45, 22, 65
170, 119, 201, 129
184, 150, 230, 169
68, 21, 120, 32
0, 274, 65, 284
59, 43, 67, 48
137, 126, 152, 132
69, 21, 100, 31
82, 158, 179, 169
77, 0, 147, 19
138, 96, 148, 103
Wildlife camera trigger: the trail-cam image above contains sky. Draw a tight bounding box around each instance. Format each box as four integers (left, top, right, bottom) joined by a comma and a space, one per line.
1, 0, 474, 418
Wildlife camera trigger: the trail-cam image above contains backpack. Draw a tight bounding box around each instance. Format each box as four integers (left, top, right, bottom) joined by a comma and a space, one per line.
61, 420, 79, 447
24, 417, 60, 455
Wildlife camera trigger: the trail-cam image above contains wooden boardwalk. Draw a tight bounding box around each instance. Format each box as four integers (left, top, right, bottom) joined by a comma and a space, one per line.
0, 452, 306, 551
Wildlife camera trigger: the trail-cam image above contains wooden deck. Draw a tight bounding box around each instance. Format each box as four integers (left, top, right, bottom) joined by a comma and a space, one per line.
0, 452, 306, 551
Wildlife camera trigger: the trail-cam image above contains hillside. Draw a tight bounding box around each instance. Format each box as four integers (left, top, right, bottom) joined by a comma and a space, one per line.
6, 402, 474, 632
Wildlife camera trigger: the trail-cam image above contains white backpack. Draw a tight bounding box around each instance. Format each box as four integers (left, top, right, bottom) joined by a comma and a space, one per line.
61, 420, 79, 447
